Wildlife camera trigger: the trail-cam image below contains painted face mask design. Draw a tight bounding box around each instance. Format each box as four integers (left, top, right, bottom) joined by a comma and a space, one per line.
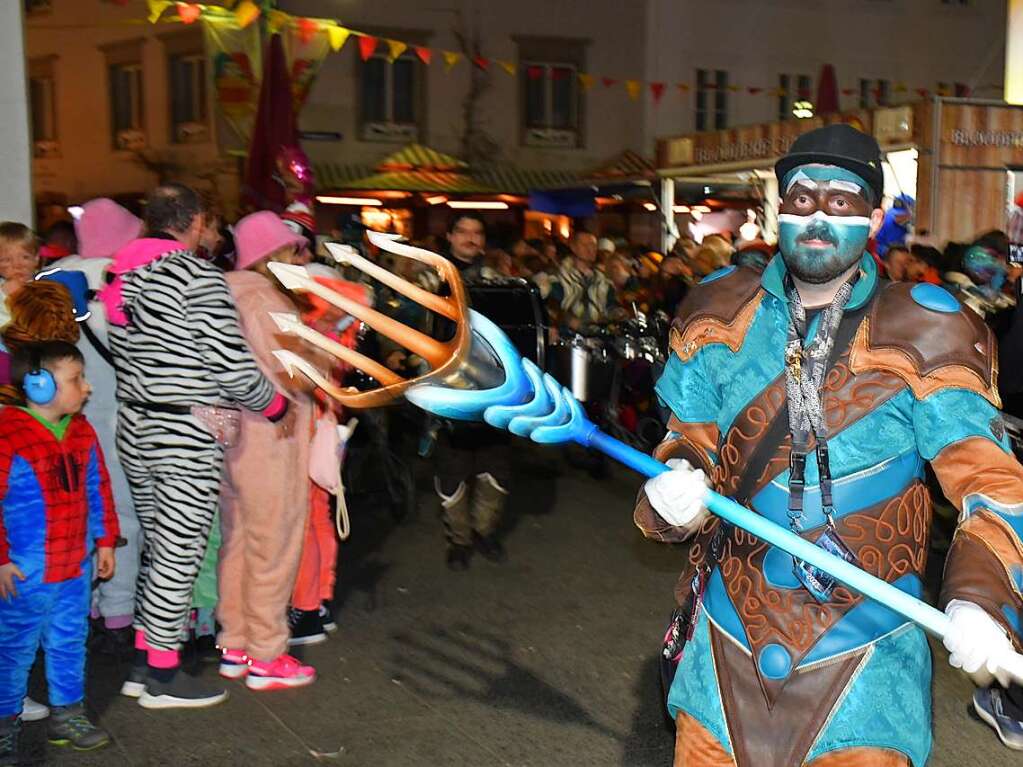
778, 166, 874, 284
963, 245, 1007, 297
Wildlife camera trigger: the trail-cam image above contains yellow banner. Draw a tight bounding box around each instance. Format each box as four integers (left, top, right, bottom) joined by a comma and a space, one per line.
442, 50, 462, 70
327, 25, 350, 52
387, 39, 408, 61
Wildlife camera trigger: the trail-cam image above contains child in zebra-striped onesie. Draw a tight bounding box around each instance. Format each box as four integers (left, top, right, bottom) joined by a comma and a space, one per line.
102, 185, 288, 710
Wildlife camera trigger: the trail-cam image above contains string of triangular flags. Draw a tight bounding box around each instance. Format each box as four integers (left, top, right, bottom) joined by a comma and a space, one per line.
146, 1, 971, 104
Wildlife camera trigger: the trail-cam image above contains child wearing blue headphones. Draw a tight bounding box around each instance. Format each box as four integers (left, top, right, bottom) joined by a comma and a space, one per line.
0, 341, 120, 762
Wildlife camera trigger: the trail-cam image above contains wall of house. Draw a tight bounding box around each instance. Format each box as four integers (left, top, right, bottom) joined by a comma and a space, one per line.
24, 0, 226, 213
644, 0, 1007, 141
279, 0, 649, 172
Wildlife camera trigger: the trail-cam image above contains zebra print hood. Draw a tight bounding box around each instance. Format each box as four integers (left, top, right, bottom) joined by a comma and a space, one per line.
99, 238, 188, 327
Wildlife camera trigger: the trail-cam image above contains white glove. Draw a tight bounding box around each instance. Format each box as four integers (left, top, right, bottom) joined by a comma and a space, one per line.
643, 458, 710, 529
943, 600, 1016, 687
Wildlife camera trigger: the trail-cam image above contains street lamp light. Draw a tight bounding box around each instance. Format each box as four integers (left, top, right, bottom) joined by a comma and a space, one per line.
793, 100, 815, 119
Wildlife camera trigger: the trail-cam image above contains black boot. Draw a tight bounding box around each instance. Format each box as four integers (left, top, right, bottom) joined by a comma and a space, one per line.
0, 716, 19, 767
446, 544, 472, 571
473, 532, 506, 563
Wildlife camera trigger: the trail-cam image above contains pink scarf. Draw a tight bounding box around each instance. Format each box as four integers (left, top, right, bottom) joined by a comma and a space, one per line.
99, 238, 184, 326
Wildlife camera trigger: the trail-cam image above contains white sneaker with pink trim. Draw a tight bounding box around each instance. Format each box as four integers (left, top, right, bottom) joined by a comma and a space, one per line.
218, 648, 250, 680
245, 654, 316, 691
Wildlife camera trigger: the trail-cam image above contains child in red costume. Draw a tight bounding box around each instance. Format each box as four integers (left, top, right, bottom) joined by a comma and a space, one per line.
0, 341, 119, 762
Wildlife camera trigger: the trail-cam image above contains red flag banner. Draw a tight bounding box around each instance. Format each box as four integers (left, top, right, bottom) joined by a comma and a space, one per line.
527, 65, 544, 80
358, 35, 378, 61
177, 2, 201, 24
650, 82, 665, 103
601, 77, 617, 88
296, 18, 318, 45
415, 46, 432, 65
472, 55, 490, 70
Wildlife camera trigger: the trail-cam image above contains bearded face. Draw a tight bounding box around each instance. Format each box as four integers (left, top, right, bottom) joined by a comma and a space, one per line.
778, 165, 878, 284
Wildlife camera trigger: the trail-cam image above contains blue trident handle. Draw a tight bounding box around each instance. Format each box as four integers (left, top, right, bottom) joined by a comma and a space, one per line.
406, 310, 1023, 681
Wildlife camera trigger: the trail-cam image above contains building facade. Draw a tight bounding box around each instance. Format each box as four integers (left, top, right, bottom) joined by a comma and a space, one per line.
21, 0, 1007, 221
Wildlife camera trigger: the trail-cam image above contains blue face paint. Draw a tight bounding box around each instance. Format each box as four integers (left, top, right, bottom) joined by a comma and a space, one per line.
778, 211, 871, 284
963, 246, 1007, 293
778, 165, 874, 284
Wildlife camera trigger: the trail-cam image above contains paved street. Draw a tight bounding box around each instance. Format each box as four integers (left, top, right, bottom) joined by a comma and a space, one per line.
23, 444, 1021, 766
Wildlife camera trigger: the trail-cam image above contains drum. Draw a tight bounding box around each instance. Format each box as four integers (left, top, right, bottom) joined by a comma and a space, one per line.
468, 278, 550, 369
548, 335, 614, 402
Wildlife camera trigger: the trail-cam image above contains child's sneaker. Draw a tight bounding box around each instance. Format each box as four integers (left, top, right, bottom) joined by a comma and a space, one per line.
21, 696, 48, 721
245, 654, 316, 691
138, 671, 229, 710
319, 601, 338, 633
47, 703, 109, 751
219, 648, 250, 679
120, 663, 147, 698
0, 716, 19, 767
287, 608, 327, 646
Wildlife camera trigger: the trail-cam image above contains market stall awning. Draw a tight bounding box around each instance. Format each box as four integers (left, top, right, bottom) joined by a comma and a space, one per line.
582, 149, 657, 184
313, 143, 582, 196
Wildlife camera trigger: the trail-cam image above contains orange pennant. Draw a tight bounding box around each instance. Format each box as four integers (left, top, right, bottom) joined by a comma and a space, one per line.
442, 50, 461, 70
578, 73, 595, 91
496, 60, 516, 76
676, 83, 690, 93
625, 80, 641, 100
387, 40, 408, 61
233, 0, 260, 28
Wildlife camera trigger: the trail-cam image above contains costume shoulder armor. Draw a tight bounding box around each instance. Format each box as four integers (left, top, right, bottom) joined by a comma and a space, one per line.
850, 280, 999, 405
669, 266, 764, 362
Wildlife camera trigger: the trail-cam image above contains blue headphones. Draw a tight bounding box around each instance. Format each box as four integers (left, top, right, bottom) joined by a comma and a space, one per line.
23, 348, 57, 406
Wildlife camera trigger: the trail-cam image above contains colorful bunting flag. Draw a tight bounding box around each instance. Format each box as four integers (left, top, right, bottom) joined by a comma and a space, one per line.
358, 35, 378, 62
233, 0, 260, 29
296, 17, 319, 45
267, 9, 290, 32
176, 2, 201, 24
139, 4, 954, 113
386, 40, 408, 61
442, 51, 461, 70
146, 0, 172, 23
327, 25, 350, 52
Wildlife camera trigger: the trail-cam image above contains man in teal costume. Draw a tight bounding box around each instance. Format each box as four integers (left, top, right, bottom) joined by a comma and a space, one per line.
635, 124, 1023, 766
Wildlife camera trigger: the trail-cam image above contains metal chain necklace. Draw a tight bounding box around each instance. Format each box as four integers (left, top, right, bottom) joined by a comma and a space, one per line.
783, 276, 853, 532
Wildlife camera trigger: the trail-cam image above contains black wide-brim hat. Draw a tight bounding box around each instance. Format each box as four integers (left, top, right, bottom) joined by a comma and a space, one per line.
775, 123, 884, 205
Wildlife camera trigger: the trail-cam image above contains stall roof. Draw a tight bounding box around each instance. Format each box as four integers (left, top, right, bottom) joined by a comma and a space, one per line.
314, 143, 581, 195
